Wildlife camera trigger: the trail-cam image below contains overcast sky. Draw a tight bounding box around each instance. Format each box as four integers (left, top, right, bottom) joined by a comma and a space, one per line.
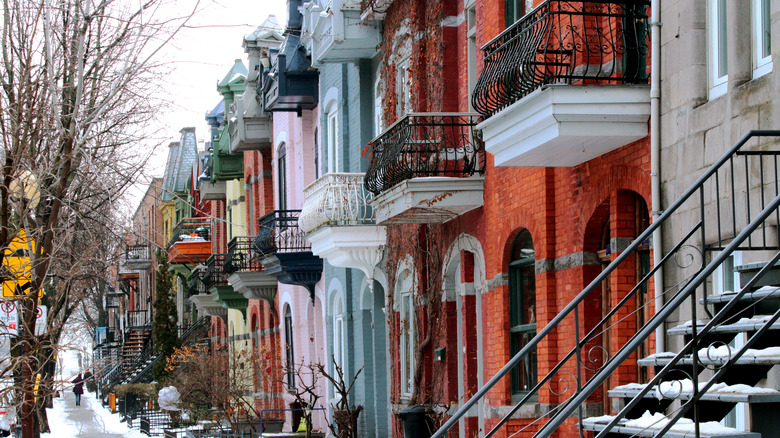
125, 0, 288, 206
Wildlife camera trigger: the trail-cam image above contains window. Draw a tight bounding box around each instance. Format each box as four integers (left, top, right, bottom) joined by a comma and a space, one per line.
396, 265, 416, 397
505, 0, 525, 27
374, 76, 384, 136
284, 305, 295, 389
327, 109, 339, 173
467, 5, 477, 112
314, 127, 319, 179
708, 0, 728, 98
278, 144, 287, 211
332, 294, 344, 371
396, 58, 411, 117
753, 0, 772, 78
509, 230, 537, 396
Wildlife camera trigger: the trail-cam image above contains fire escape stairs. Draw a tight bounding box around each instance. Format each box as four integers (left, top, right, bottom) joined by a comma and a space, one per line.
433, 130, 780, 438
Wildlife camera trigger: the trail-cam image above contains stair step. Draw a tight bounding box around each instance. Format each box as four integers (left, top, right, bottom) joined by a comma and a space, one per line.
704, 286, 780, 305
638, 348, 780, 367
582, 415, 761, 437
609, 383, 780, 403
668, 316, 779, 336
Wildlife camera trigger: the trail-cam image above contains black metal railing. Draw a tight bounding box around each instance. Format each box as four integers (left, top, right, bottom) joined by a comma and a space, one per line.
225, 236, 264, 274
105, 293, 121, 308
168, 218, 211, 248
364, 113, 485, 195
126, 310, 149, 328
253, 210, 310, 257
433, 130, 780, 438
203, 254, 230, 289
472, 0, 650, 117
124, 244, 152, 264
188, 270, 207, 297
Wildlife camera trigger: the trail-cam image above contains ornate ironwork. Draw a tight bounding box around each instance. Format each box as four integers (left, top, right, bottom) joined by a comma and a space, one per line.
299, 173, 376, 233
364, 113, 485, 195
224, 236, 264, 273
124, 244, 151, 265
472, 0, 650, 117
168, 217, 211, 248
253, 210, 310, 257
203, 254, 230, 289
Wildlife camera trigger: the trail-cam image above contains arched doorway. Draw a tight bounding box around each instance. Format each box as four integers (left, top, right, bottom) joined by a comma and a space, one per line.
508, 229, 536, 398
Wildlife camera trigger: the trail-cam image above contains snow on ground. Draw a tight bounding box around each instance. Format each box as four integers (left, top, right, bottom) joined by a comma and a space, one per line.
40, 324, 146, 437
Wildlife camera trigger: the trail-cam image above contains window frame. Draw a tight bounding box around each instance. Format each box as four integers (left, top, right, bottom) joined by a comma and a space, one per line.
752, 0, 772, 78
396, 57, 412, 117
327, 108, 339, 174
395, 263, 416, 398
508, 230, 537, 399
708, 0, 728, 99
277, 143, 288, 211
284, 305, 295, 390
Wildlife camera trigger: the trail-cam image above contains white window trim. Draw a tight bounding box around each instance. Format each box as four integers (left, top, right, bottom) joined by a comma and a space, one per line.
708, 0, 728, 99
752, 0, 773, 78
327, 109, 339, 174
399, 289, 415, 397
396, 57, 412, 117
374, 76, 384, 136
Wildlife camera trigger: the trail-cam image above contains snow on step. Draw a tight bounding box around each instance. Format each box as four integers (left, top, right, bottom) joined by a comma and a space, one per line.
706, 285, 780, 303
668, 316, 780, 335
638, 347, 780, 366
582, 411, 761, 437
610, 380, 780, 403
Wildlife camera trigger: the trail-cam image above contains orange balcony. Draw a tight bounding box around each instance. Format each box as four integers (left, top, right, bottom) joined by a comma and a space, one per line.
167, 218, 212, 265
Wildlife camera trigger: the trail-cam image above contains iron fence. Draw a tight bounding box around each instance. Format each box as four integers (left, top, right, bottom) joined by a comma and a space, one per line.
472, 0, 650, 117
253, 210, 310, 257
124, 244, 152, 264
364, 113, 485, 195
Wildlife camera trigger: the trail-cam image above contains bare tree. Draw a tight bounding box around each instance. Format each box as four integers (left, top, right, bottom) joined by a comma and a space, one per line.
0, 1, 197, 436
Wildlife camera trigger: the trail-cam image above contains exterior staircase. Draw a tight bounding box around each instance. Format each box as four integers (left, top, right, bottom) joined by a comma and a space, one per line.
433, 131, 780, 438
120, 325, 152, 383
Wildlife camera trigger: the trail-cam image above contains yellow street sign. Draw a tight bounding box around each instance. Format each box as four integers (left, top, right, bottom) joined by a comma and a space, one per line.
2, 229, 39, 299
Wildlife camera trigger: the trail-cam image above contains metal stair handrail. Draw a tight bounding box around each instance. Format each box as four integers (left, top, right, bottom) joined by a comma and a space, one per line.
128, 317, 211, 384
433, 129, 780, 438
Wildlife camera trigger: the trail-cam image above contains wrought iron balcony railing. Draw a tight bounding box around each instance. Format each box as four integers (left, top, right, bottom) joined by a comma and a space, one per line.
124, 244, 151, 265
364, 113, 485, 195
168, 218, 211, 248
203, 254, 230, 289
224, 236, 264, 274
299, 173, 376, 233
472, 0, 650, 117
253, 210, 310, 257
187, 270, 207, 297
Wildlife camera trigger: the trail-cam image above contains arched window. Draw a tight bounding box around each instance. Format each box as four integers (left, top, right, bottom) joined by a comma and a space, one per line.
284, 305, 295, 389
278, 144, 287, 211
509, 229, 536, 396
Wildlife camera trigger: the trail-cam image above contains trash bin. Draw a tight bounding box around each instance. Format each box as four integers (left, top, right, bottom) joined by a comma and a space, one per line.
399, 405, 434, 438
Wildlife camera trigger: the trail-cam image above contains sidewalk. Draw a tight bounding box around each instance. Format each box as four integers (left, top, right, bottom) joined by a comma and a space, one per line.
42, 390, 145, 438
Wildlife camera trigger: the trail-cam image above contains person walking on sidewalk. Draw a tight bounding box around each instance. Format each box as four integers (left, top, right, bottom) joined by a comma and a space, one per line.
70, 373, 84, 406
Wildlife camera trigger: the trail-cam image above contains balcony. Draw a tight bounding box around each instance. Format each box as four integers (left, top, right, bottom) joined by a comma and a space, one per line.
126, 310, 149, 328
473, 0, 651, 167
225, 236, 278, 307
199, 179, 226, 201
96, 327, 117, 347
209, 130, 244, 182
227, 98, 273, 153
253, 210, 322, 301
117, 254, 139, 281
104, 292, 122, 309
261, 36, 319, 115
205, 254, 247, 313
299, 173, 385, 279
123, 244, 152, 270
364, 113, 486, 224
304, 0, 381, 65
167, 218, 212, 265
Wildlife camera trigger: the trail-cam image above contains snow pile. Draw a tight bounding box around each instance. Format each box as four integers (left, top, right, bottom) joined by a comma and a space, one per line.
582, 415, 615, 425
586, 411, 756, 435
713, 384, 779, 394
735, 315, 773, 324
625, 411, 693, 429
612, 382, 647, 391
158, 386, 181, 411
673, 421, 753, 435
642, 351, 676, 360
755, 285, 780, 294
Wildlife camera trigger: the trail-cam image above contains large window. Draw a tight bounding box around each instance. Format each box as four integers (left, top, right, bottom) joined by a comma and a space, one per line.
708, 0, 728, 98
396, 265, 416, 397
284, 305, 295, 390
505, 0, 525, 27
753, 0, 772, 78
278, 144, 287, 211
509, 229, 537, 396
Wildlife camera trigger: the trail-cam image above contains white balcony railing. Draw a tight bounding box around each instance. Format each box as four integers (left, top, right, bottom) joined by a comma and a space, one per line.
299, 173, 376, 234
